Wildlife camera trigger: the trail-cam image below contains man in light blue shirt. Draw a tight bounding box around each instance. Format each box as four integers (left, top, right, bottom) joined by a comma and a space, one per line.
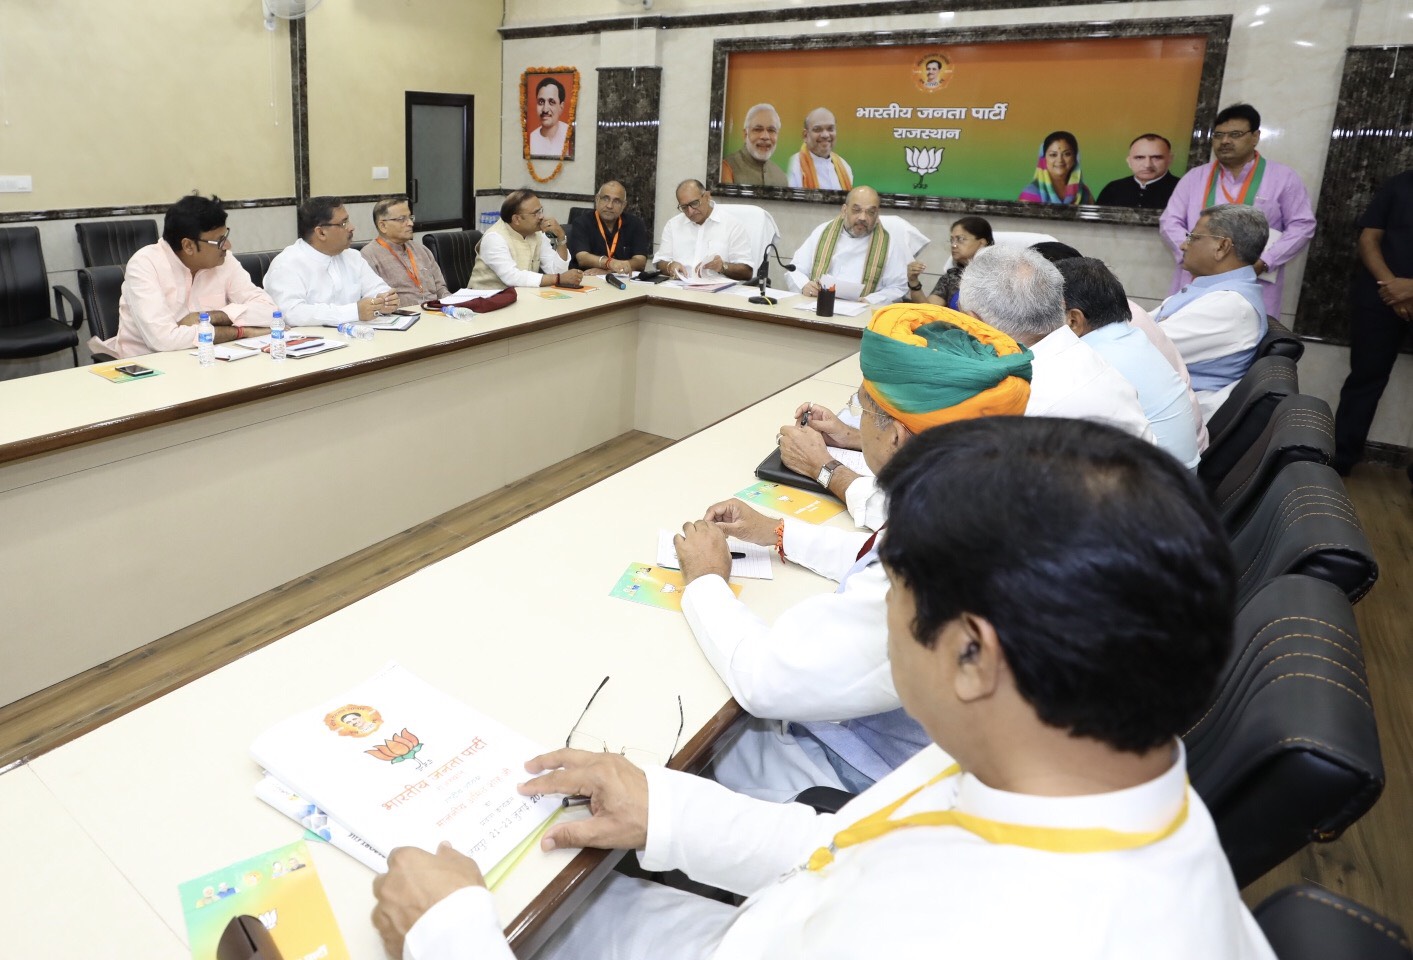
1055, 258, 1201, 469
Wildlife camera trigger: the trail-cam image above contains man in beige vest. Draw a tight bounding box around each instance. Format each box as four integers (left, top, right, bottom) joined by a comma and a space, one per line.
468, 189, 583, 289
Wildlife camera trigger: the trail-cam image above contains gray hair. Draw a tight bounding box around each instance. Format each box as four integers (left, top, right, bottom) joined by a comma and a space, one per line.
1200, 204, 1268, 264
743, 103, 780, 130
958, 246, 1066, 339
372, 196, 409, 222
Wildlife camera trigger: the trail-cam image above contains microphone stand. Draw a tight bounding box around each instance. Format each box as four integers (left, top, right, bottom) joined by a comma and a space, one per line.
748, 243, 797, 305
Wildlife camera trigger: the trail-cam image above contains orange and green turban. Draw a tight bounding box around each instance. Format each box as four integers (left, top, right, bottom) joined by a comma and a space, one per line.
860, 303, 1032, 432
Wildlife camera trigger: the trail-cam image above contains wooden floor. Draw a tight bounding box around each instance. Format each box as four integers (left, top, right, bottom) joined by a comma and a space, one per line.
1242, 463, 1413, 919
0, 430, 674, 773
2, 434, 1410, 924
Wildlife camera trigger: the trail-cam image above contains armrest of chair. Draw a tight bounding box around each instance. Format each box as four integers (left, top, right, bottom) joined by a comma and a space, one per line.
793, 786, 856, 814
54, 284, 84, 330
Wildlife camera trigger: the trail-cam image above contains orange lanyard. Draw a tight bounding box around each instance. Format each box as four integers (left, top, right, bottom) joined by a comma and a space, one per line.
807, 763, 1190, 871
377, 238, 421, 289
594, 215, 620, 263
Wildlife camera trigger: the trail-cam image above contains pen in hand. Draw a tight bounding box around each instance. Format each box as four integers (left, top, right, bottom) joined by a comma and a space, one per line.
799, 405, 812, 428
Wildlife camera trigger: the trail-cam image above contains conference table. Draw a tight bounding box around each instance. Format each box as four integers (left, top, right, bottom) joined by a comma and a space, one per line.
0, 277, 871, 956
0, 278, 867, 708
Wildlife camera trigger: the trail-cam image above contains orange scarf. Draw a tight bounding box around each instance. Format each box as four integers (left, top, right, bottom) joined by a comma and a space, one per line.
797, 143, 852, 191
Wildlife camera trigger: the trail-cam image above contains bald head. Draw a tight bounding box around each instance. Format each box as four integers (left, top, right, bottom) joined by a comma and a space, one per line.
804, 108, 837, 159
841, 186, 881, 238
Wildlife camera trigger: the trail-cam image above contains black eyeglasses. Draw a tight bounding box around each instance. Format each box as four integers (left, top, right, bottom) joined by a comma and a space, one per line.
565, 675, 684, 767
676, 197, 705, 213
196, 230, 232, 248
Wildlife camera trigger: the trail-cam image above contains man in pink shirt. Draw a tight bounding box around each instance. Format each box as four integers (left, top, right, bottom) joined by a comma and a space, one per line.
95, 193, 277, 359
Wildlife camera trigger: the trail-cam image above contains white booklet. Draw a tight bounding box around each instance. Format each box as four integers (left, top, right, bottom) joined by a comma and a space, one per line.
250, 663, 558, 871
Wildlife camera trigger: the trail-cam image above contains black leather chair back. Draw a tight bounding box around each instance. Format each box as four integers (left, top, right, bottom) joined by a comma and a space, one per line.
75, 219, 158, 268
1212, 394, 1334, 534
1185, 575, 1384, 888
78, 265, 126, 356
0, 226, 51, 328
1258, 316, 1306, 363
1255, 885, 1412, 959
351, 239, 369, 252
235, 251, 280, 290
1230, 461, 1378, 606
422, 230, 482, 293
1200, 356, 1299, 491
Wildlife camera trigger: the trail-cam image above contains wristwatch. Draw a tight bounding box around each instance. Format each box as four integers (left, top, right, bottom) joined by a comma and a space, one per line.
907, 281, 923, 291
816, 459, 843, 488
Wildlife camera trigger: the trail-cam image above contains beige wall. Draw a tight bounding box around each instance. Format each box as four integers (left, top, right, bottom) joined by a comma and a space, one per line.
0, 1, 295, 211
306, 0, 502, 197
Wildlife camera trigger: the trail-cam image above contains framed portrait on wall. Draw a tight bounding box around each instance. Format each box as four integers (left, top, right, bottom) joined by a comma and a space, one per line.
522, 68, 579, 161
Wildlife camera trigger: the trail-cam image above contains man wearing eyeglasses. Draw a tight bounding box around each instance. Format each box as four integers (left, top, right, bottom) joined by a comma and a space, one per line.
567, 181, 650, 275
361, 197, 450, 306
787, 186, 913, 305
1153, 204, 1270, 419
265, 196, 399, 327
467, 189, 581, 290
1158, 103, 1315, 320
653, 179, 754, 281
96, 192, 278, 359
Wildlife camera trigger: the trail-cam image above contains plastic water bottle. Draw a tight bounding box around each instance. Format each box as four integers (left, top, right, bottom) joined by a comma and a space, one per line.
269, 311, 286, 362
197, 312, 215, 367
441, 305, 474, 321
335, 321, 376, 341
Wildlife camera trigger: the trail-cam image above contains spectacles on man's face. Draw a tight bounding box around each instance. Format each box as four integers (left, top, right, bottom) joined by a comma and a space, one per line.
596, 194, 626, 207
379, 215, 415, 224
677, 197, 705, 213
319, 219, 353, 231
1211, 130, 1254, 142
1184, 231, 1229, 244
196, 230, 232, 249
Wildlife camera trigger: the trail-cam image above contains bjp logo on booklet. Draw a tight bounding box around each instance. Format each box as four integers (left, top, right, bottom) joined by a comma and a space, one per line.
323, 704, 384, 738
365, 728, 431, 771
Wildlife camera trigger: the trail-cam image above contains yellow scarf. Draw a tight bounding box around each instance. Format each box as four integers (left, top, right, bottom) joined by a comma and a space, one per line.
797, 143, 852, 191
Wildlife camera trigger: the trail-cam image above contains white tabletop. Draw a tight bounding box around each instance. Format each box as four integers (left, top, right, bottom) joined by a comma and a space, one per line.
13, 355, 862, 955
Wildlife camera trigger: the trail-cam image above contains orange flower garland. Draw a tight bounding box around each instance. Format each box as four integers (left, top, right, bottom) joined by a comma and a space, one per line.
522, 67, 579, 184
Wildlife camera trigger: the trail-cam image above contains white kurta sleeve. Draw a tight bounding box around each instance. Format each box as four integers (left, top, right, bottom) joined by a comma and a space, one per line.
1158, 292, 1262, 365
477, 232, 545, 288
356, 255, 393, 298
722, 220, 754, 270
538, 234, 571, 276
788, 226, 823, 292
263, 257, 361, 328
779, 521, 871, 581
841, 476, 886, 531
640, 766, 833, 895
402, 886, 517, 960
679, 567, 898, 722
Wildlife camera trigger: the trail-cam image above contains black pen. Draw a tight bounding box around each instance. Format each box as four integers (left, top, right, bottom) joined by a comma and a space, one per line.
562, 795, 591, 808
799, 406, 811, 428
730, 551, 746, 560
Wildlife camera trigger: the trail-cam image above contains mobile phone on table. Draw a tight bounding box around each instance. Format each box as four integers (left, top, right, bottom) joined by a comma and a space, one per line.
115, 364, 156, 377
392, 308, 421, 316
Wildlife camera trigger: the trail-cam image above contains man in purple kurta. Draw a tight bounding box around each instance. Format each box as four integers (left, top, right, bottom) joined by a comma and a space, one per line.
1159, 103, 1316, 319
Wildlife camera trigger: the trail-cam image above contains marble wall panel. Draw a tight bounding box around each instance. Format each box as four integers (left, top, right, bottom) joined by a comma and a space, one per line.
596, 68, 665, 229
1294, 45, 1413, 349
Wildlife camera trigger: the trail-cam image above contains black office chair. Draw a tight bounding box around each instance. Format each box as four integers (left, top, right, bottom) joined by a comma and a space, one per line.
1211, 394, 1334, 535
422, 230, 482, 293
1201, 355, 1300, 491
0, 226, 84, 367
74, 219, 158, 268
78, 265, 127, 364
235, 250, 280, 290
1185, 575, 1384, 888
1258, 316, 1305, 363
1229, 460, 1378, 606
1254, 885, 1412, 959
351, 239, 369, 252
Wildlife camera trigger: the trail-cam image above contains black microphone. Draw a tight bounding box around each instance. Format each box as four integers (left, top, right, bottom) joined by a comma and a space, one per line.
750, 243, 796, 305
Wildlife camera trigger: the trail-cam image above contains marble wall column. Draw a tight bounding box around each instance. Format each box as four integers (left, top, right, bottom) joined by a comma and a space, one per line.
1295, 44, 1413, 350
595, 67, 663, 229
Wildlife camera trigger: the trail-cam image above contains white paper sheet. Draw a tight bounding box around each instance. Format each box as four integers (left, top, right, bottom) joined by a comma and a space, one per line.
655, 529, 774, 580
792, 298, 872, 317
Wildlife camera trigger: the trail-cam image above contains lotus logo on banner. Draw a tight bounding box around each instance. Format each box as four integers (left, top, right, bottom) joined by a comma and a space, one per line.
905, 147, 944, 188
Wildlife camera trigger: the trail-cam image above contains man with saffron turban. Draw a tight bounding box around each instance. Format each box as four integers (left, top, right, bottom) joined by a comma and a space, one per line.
787, 186, 913, 306
785, 108, 854, 191
672, 304, 1033, 801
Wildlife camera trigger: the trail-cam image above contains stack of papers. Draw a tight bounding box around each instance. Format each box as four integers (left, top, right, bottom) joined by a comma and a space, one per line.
250, 663, 559, 881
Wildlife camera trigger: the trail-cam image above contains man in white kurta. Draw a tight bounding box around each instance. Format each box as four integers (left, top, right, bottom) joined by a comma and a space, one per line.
1153, 204, 1269, 420
263, 196, 399, 327
654, 180, 755, 281
467, 189, 578, 290
371, 417, 1276, 960
961, 246, 1156, 443
785, 108, 854, 191
787, 186, 913, 306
